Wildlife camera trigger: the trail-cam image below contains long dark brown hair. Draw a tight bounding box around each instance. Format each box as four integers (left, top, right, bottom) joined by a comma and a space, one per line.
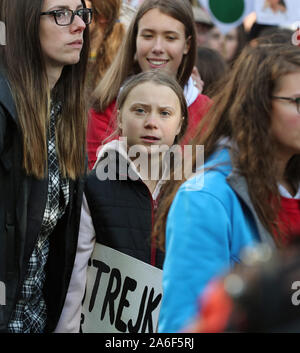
0, 0, 90, 179
154, 43, 300, 249
93, 0, 197, 112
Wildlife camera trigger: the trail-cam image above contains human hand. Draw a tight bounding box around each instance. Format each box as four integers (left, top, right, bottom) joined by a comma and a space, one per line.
191, 66, 204, 94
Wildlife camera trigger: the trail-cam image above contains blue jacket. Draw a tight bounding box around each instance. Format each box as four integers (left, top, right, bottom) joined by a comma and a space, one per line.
158, 147, 276, 333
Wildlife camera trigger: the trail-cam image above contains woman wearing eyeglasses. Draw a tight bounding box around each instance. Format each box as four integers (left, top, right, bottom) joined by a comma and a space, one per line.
0, 0, 90, 333
153, 43, 300, 332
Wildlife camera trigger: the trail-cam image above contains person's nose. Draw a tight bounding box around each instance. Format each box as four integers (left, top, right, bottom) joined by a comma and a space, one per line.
70, 14, 86, 33
144, 113, 159, 129
218, 35, 225, 46
151, 36, 164, 55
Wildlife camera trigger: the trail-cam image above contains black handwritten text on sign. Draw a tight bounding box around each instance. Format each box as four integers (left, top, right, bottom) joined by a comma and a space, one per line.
81, 244, 163, 333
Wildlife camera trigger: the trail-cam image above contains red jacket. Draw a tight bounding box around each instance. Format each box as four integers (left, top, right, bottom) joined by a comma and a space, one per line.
87, 93, 211, 169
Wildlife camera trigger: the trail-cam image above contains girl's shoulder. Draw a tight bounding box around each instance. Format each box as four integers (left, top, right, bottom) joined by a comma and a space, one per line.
89, 99, 117, 119
179, 148, 235, 201
187, 93, 212, 133
188, 93, 211, 112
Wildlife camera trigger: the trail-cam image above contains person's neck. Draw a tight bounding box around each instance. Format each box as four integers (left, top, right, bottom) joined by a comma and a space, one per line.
142, 178, 158, 195
46, 66, 63, 90
132, 152, 162, 195
276, 153, 295, 197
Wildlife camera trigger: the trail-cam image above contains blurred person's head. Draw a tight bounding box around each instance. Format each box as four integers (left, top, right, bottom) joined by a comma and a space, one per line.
186, 240, 300, 333
251, 27, 294, 47
195, 47, 228, 96
87, 0, 126, 91
205, 25, 246, 65
192, 6, 213, 47
86, 0, 122, 41
248, 22, 278, 42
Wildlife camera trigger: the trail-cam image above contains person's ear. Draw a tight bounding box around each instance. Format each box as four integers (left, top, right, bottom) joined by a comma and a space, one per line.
183, 36, 191, 55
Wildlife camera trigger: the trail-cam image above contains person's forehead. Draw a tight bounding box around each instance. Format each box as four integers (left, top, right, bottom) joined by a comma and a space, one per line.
138, 9, 185, 32
42, 0, 83, 10
125, 82, 180, 105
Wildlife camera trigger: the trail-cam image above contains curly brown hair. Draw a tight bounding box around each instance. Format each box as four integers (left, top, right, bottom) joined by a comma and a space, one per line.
88, 0, 126, 93
154, 43, 300, 250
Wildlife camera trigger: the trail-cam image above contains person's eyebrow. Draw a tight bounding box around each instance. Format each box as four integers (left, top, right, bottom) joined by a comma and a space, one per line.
140, 28, 180, 35
130, 103, 150, 109
46, 3, 83, 11
130, 103, 176, 112
159, 106, 176, 111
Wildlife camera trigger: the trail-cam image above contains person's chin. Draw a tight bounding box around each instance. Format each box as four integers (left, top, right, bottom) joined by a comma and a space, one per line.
64, 55, 81, 66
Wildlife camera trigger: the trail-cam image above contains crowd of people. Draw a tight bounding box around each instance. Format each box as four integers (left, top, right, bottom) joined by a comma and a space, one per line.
0, 0, 299, 334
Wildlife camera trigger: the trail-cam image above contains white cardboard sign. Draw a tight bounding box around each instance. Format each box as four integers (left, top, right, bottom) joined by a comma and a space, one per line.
81, 243, 163, 333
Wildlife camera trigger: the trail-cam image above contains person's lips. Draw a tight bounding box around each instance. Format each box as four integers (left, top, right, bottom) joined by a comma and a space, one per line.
140, 135, 161, 143
68, 39, 83, 48
147, 58, 169, 69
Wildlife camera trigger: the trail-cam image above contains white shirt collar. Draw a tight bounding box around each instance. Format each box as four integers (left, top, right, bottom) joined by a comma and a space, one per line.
278, 183, 300, 199
184, 76, 199, 106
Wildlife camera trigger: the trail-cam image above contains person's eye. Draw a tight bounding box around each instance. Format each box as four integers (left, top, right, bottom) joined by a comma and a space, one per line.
161, 110, 171, 117
166, 35, 176, 41
295, 98, 300, 111
226, 35, 235, 41
55, 10, 68, 18
135, 107, 146, 114
211, 33, 220, 40
141, 33, 153, 39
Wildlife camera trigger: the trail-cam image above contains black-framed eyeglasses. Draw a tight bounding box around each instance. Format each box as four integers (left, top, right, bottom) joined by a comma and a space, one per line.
272, 96, 300, 114
40, 8, 93, 26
